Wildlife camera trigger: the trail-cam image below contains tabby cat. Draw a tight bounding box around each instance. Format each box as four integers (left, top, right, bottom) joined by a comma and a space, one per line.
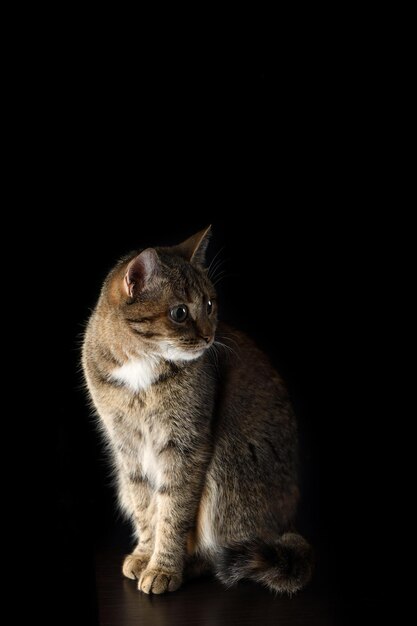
82, 227, 312, 595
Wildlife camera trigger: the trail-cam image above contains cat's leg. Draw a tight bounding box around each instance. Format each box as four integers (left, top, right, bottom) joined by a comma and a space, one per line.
138, 450, 206, 595
120, 472, 155, 580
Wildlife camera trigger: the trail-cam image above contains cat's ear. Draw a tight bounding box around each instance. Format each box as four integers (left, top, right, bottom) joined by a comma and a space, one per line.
175, 225, 212, 267
124, 248, 159, 298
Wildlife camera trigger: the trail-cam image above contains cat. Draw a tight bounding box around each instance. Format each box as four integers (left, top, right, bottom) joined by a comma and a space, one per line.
82, 226, 312, 595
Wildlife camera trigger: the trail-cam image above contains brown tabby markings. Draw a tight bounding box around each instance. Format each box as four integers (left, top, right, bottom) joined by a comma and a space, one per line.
82, 227, 312, 595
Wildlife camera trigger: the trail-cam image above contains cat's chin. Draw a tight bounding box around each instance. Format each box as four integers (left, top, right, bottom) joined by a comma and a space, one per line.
159, 343, 206, 363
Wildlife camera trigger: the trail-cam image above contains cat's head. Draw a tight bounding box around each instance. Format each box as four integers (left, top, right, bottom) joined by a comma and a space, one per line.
102, 226, 217, 363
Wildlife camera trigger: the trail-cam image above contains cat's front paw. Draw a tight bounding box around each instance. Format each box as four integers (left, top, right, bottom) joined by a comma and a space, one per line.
122, 553, 151, 580
138, 567, 182, 594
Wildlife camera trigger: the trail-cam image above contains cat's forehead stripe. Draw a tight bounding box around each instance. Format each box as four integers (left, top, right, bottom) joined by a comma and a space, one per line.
172, 267, 209, 303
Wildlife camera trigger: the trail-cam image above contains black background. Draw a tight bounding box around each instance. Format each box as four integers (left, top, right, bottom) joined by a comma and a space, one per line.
39, 45, 391, 624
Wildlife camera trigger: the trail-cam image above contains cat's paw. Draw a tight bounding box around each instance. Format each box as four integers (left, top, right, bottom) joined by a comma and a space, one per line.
122, 553, 151, 580
138, 568, 182, 594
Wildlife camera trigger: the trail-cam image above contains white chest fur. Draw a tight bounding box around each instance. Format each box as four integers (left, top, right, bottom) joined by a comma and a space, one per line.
111, 358, 158, 392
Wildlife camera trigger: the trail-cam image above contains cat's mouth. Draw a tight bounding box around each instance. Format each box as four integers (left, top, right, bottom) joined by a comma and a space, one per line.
159, 341, 209, 363
188, 348, 206, 356
187, 340, 214, 354
189, 342, 212, 351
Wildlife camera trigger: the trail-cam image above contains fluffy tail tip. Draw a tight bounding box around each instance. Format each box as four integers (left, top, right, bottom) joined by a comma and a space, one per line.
215, 532, 313, 595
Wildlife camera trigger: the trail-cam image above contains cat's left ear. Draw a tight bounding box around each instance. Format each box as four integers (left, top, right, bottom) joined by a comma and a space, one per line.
175, 225, 212, 267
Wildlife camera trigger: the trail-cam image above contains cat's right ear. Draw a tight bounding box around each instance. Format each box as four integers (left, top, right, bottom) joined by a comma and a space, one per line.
175, 225, 212, 267
123, 248, 159, 298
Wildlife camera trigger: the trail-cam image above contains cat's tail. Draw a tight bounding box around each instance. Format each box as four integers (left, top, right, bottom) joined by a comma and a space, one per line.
215, 532, 313, 595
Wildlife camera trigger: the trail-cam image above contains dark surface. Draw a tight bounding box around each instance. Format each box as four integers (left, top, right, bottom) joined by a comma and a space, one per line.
94, 530, 379, 626
96, 538, 331, 626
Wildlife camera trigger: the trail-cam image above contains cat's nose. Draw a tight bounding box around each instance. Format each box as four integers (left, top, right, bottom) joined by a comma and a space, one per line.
200, 334, 212, 344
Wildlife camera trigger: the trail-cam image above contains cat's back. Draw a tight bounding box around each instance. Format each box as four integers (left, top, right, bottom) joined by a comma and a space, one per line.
215, 322, 292, 420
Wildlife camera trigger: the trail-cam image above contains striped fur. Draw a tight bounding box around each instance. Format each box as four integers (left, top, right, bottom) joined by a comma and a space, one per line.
82, 227, 312, 595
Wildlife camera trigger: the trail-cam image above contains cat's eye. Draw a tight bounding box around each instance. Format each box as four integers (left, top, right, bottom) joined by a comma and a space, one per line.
207, 299, 213, 315
170, 304, 189, 323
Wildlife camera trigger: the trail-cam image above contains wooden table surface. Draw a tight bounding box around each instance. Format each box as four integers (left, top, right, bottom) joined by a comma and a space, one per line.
94, 545, 364, 626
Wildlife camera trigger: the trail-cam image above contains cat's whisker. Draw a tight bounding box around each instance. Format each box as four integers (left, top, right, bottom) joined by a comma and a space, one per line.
207, 247, 225, 279
214, 340, 239, 361
201, 366, 218, 385
209, 258, 227, 283
212, 271, 229, 287
209, 257, 228, 280
214, 340, 234, 353
208, 343, 221, 371
217, 333, 241, 352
